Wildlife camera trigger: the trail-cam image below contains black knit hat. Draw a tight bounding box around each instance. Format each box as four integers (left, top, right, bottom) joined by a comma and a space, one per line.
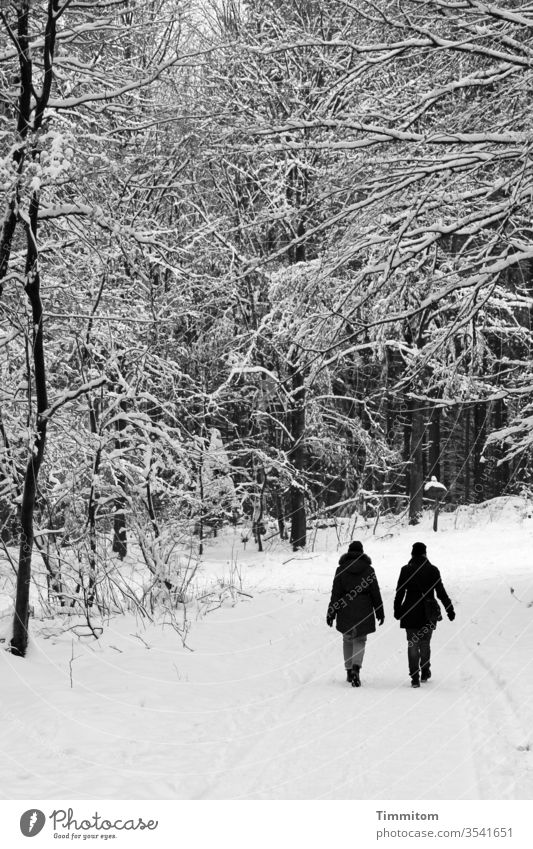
348, 540, 364, 553
411, 541, 427, 557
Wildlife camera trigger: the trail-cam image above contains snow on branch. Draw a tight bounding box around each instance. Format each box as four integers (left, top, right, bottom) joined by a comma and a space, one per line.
248, 117, 528, 147
47, 44, 229, 110
486, 408, 533, 462
37, 203, 172, 247
41, 376, 107, 421
227, 364, 282, 383
412, 0, 533, 30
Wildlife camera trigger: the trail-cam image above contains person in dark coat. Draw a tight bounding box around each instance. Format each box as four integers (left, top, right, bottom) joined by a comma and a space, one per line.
327, 541, 384, 687
394, 541, 455, 687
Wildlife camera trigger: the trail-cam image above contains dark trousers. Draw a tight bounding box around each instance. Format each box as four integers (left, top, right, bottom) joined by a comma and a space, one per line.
406, 627, 433, 679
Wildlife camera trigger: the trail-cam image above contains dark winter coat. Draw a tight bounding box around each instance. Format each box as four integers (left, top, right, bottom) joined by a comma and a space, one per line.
394, 556, 454, 629
328, 553, 384, 636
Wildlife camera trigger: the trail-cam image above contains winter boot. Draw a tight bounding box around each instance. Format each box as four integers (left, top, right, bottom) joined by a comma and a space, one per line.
411, 674, 420, 688
346, 668, 353, 684
421, 669, 431, 682
351, 665, 361, 687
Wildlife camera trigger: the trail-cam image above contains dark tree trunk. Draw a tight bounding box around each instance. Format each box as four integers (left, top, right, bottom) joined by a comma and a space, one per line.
112, 397, 128, 560
473, 403, 487, 502
275, 493, 287, 540
408, 399, 425, 525
85, 394, 102, 605
252, 466, 266, 552
432, 500, 440, 532
87, 443, 101, 605
197, 461, 204, 557
403, 412, 411, 497
11, 216, 49, 657
383, 382, 396, 511
9, 0, 59, 657
493, 399, 509, 494
288, 363, 306, 550
464, 407, 471, 502
428, 404, 441, 480
112, 504, 127, 559
146, 474, 159, 539
82, 276, 106, 604
285, 158, 308, 550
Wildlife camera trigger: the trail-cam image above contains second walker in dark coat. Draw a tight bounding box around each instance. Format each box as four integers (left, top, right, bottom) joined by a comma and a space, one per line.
394, 541, 455, 687
327, 541, 384, 686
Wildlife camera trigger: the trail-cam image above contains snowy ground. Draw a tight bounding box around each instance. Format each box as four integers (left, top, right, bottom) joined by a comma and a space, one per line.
1, 498, 533, 799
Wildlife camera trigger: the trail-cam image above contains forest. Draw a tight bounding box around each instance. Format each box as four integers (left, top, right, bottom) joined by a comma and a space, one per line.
1, 0, 533, 656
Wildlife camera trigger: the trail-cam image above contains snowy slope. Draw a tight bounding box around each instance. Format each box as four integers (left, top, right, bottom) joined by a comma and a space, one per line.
0, 500, 532, 799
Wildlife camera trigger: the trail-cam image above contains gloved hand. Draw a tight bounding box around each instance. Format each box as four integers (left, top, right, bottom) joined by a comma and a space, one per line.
448, 609, 456, 621
377, 616, 385, 626
326, 614, 334, 628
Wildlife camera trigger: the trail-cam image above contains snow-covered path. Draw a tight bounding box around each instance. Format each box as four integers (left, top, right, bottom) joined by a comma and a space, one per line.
191, 596, 480, 800
1, 507, 533, 799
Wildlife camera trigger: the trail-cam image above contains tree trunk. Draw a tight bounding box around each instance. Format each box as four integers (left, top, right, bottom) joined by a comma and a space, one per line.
85, 393, 102, 606
428, 404, 441, 480
112, 396, 128, 560
252, 466, 267, 552
403, 413, 411, 497
11, 221, 49, 656
197, 460, 204, 557
464, 406, 471, 502
112, 501, 128, 559
9, 0, 59, 656
408, 399, 425, 525
275, 492, 287, 540
433, 500, 440, 532
473, 402, 487, 503
493, 399, 509, 494
288, 363, 306, 550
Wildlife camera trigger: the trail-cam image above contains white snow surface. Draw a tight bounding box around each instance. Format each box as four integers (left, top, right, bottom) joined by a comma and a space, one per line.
1, 499, 533, 800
